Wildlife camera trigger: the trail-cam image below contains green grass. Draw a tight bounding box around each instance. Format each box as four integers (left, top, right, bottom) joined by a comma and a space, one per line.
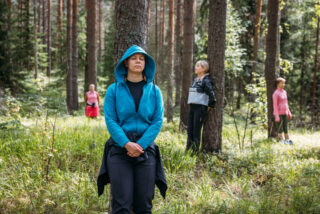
1, 113, 320, 213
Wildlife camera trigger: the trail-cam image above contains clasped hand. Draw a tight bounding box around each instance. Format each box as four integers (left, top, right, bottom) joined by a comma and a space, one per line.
124, 142, 144, 157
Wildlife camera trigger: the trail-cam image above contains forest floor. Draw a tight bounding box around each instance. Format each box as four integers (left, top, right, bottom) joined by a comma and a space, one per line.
1, 111, 320, 213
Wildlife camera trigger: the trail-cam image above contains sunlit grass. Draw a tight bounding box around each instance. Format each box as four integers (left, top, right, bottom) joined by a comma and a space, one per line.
1, 113, 320, 213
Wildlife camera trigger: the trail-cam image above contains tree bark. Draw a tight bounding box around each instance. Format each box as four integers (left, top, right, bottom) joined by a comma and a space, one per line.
264, 0, 280, 138
154, 0, 159, 83
180, 0, 196, 130
158, 0, 166, 84
42, 0, 46, 47
47, 0, 51, 76
166, 0, 174, 122
57, 0, 63, 32
251, 0, 262, 76
33, 0, 38, 79
72, 0, 79, 110
66, 0, 73, 114
202, 0, 227, 153
85, 0, 97, 91
98, 0, 102, 65
114, 0, 149, 63
174, 0, 182, 107
312, 15, 320, 123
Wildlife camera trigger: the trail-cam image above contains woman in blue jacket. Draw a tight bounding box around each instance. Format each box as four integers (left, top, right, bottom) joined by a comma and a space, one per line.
103, 45, 164, 213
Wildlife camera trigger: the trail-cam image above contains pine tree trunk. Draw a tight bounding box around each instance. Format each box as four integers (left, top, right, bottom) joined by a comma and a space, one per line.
33, 0, 38, 79
66, 0, 73, 114
114, 0, 149, 63
42, 0, 46, 48
174, 0, 182, 107
37, 0, 41, 33
264, 0, 280, 138
251, 0, 262, 76
72, 0, 79, 110
146, 0, 151, 47
166, 0, 174, 122
202, 0, 227, 153
57, 0, 62, 32
312, 15, 319, 123
98, 0, 102, 66
86, 0, 97, 90
180, 0, 195, 130
154, 0, 159, 83
158, 0, 166, 84
46, 0, 51, 76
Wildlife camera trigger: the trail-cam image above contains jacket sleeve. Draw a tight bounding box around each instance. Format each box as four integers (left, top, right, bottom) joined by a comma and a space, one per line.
203, 77, 216, 108
273, 92, 280, 121
137, 85, 164, 150
104, 84, 130, 148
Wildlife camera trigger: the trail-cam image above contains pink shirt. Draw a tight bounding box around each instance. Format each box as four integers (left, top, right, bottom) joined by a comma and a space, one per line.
86, 91, 99, 105
272, 88, 291, 121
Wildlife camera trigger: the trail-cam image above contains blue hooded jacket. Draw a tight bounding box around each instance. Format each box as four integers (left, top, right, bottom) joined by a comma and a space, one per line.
104, 45, 164, 150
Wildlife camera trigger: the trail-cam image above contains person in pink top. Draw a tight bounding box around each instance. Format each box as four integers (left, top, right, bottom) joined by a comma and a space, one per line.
272, 77, 293, 145
85, 84, 100, 118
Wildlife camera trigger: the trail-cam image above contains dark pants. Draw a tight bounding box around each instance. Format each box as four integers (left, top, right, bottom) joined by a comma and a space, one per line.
276, 114, 289, 134
186, 104, 208, 152
107, 145, 156, 214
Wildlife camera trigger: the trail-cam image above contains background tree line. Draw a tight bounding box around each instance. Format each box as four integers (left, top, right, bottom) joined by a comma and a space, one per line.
1, 0, 320, 153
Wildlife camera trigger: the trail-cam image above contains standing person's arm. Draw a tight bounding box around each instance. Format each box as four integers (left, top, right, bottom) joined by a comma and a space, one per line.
97, 92, 100, 104
203, 77, 216, 109
273, 92, 280, 122
286, 92, 292, 120
84, 93, 88, 106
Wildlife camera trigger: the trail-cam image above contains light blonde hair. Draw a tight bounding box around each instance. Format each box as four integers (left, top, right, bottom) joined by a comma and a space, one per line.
196, 60, 209, 73
276, 77, 285, 86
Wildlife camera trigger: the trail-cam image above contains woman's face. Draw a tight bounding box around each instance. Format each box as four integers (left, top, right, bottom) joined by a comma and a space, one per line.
125, 53, 145, 74
195, 63, 206, 75
89, 84, 95, 91
278, 81, 285, 89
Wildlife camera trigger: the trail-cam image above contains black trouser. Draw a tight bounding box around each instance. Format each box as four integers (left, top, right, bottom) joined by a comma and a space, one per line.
276, 114, 289, 134
107, 145, 156, 214
186, 104, 208, 152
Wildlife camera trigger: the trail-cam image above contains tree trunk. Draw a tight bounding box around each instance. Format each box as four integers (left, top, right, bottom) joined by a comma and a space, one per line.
275, 8, 281, 76
47, 0, 51, 76
72, 0, 79, 111
264, 0, 280, 138
33, 0, 38, 79
312, 15, 320, 123
154, 0, 159, 83
251, 0, 262, 76
85, 0, 97, 91
66, 0, 73, 114
98, 0, 102, 66
42, 0, 46, 48
202, 0, 227, 153
166, 0, 174, 122
174, 0, 182, 107
114, 0, 149, 63
158, 0, 166, 84
37, 0, 41, 33
57, 0, 63, 32
180, 0, 196, 130
146, 0, 151, 47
